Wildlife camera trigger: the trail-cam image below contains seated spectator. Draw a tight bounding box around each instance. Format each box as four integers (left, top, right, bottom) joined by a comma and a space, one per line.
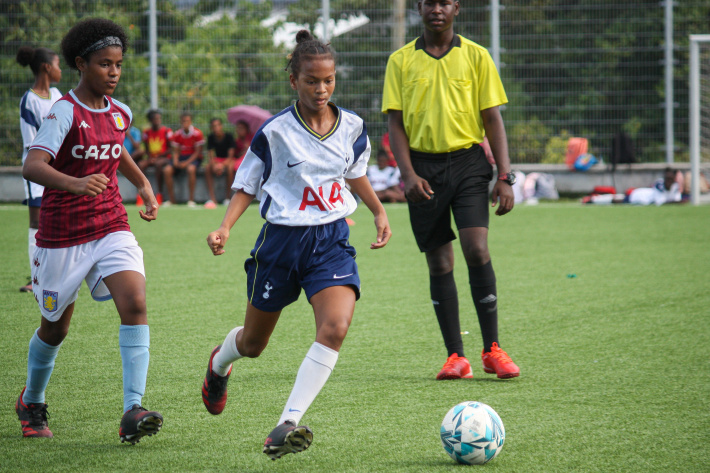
585, 167, 682, 205
164, 112, 205, 207
380, 132, 398, 167
124, 124, 144, 162
140, 109, 173, 205
233, 120, 254, 168
367, 149, 406, 203
204, 118, 236, 208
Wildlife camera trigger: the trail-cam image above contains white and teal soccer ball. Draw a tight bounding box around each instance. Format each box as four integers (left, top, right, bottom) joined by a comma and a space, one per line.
440, 401, 505, 465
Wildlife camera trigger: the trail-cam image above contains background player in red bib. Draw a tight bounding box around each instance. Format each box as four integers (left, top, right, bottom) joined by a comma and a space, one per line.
17, 18, 163, 444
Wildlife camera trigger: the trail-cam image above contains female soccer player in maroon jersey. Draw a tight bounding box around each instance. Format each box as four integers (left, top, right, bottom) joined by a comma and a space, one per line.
17, 18, 163, 444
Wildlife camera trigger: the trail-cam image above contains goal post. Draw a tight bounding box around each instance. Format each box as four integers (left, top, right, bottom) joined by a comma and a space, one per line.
689, 34, 710, 206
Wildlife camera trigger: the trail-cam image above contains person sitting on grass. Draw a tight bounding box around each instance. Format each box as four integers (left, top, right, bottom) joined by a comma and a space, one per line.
367, 149, 406, 203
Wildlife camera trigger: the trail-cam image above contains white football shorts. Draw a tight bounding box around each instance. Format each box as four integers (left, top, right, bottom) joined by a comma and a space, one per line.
31, 231, 145, 321
23, 177, 44, 207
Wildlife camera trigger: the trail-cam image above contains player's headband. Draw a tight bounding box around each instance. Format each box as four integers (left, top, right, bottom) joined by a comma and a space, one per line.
79, 36, 123, 57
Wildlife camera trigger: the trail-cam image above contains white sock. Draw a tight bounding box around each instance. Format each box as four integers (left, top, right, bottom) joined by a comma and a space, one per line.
212, 326, 243, 376
28, 228, 38, 270
277, 342, 339, 426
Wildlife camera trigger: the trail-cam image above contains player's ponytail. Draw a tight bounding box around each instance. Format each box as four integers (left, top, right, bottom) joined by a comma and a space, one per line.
16, 46, 57, 76
285, 29, 335, 77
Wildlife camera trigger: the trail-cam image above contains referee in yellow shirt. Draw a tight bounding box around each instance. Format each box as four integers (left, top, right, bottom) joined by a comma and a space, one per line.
383, 0, 519, 380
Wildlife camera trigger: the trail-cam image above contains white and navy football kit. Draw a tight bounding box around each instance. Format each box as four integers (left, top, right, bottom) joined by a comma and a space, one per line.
28, 90, 143, 320
20, 87, 62, 206
232, 102, 369, 311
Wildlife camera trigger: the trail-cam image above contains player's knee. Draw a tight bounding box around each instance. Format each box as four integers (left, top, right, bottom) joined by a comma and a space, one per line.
118, 293, 147, 322
317, 318, 350, 349
463, 245, 489, 267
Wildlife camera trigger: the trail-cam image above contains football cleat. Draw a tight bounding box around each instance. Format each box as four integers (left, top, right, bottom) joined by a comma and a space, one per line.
436, 353, 473, 380
481, 342, 520, 379
119, 405, 163, 445
19, 282, 33, 293
16, 387, 53, 438
263, 420, 313, 460
202, 345, 231, 415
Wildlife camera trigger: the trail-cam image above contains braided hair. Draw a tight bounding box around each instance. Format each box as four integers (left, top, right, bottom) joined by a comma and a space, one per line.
286, 30, 335, 77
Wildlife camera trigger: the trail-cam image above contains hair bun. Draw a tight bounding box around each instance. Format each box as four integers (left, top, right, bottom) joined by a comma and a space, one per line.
16, 46, 34, 67
295, 29, 313, 44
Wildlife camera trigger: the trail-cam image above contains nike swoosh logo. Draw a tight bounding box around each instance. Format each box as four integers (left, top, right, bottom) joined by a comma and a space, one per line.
287, 160, 305, 168
288, 408, 301, 412
333, 273, 354, 279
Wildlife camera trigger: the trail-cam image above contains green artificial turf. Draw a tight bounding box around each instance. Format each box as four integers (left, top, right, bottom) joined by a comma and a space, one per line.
1, 202, 709, 472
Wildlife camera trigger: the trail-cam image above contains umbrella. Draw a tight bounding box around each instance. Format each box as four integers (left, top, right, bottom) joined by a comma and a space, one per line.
227, 105, 272, 134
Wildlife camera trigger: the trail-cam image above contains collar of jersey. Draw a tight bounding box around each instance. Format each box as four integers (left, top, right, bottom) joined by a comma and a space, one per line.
177, 125, 196, 137
291, 101, 341, 142
68, 89, 111, 113
415, 34, 461, 60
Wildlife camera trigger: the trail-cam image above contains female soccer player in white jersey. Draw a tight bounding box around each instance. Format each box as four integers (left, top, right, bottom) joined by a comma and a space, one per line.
16, 18, 163, 444
202, 29, 391, 460
16, 45, 62, 293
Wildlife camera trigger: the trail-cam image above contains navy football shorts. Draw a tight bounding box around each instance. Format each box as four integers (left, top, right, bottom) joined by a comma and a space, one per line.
407, 145, 493, 253
244, 218, 360, 312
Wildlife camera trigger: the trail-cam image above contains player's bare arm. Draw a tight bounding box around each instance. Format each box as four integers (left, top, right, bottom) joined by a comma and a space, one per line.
119, 146, 158, 221
481, 106, 514, 216
23, 148, 108, 196
346, 175, 391, 249
387, 110, 433, 202
207, 189, 255, 255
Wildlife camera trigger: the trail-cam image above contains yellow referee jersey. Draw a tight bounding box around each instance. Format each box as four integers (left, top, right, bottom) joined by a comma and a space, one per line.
382, 35, 507, 154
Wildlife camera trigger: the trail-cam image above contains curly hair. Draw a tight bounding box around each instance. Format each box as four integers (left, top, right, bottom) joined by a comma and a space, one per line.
16, 46, 57, 76
285, 29, 335, 77
61, 18, 128, 70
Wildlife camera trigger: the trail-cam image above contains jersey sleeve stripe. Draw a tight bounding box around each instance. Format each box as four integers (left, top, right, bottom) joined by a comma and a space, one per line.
248, 129, 273, 183
28, 144, 57, 159
352, 121, 368, 164
20, 94, 41, 131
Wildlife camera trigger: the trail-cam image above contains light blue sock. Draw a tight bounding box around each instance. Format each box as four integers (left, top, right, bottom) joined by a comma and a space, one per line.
23, 329, 62, 404
119, 325, 150, 413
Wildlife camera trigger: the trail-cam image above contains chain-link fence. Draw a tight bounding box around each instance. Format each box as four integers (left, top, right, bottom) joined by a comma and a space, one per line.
1, 0, 708, 166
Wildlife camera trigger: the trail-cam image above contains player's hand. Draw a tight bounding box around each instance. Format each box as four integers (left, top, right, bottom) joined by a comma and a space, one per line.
72, 173, 109, 196
403, 175, 434, 203
137, 187, 159, 222
370, 212, 392, 249
207, 228, 229, 256
491, 181, 515, 216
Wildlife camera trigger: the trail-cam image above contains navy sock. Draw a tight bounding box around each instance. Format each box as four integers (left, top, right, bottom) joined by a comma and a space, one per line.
468, 261, 499, 353
430, 271, 464, 358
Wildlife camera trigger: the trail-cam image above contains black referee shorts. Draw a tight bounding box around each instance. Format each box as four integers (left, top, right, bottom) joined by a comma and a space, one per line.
407, 145, 493, 253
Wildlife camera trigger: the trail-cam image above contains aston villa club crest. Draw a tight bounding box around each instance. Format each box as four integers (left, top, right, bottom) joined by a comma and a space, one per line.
112, 112, 125, 130
43, 290, 58, 312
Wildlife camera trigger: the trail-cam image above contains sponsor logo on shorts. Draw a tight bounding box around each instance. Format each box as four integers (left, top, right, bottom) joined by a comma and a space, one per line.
333, 273, 354, 279
43, 290, 58, 312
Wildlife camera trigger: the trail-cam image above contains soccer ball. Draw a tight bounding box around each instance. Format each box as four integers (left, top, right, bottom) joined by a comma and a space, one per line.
440, 401, 505, 465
